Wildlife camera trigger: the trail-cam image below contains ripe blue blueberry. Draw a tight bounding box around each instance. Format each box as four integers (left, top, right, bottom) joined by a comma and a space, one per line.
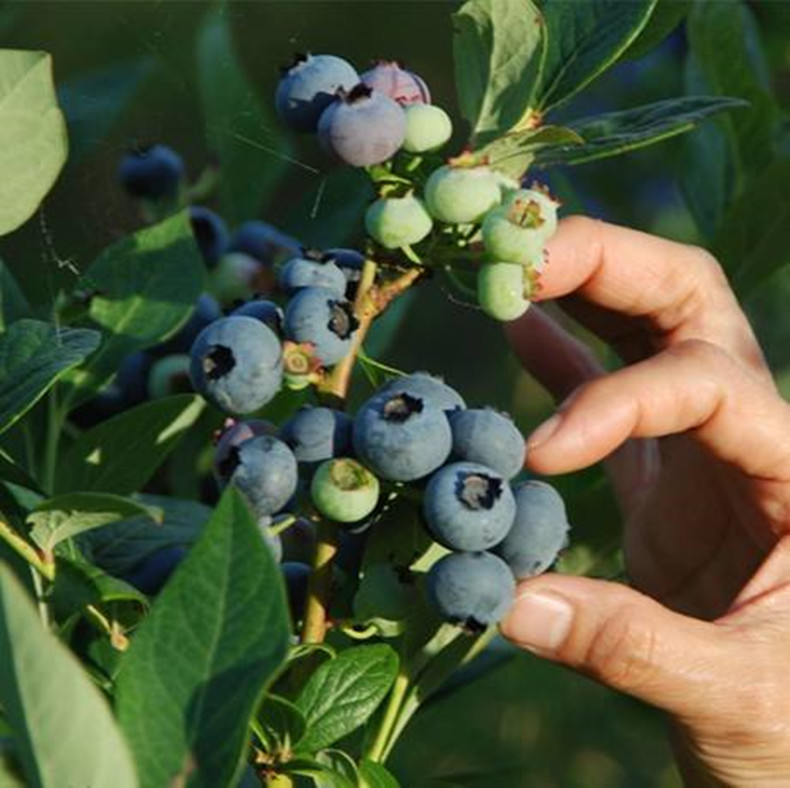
222, 434, 299, 517
495, 480, 570, 579
190, 206, 229, 268
423, 462, 516, 552
151, 293, 221, 358
118, 144, 184, 201
122, 545, 188, 595
282, 561, 311, 619
229, 220, 301, 266
213, 419, 276, 483
360, 60, 431, 106
449, 408, 526, 480
147, 354, 192, 399
424, 164, 502, 224
257, 516, 283, 563
278, 515, 316, 564
323, 247, 365, 299
283, 287, 358, 367
277, 252, 347, 296
276, 53, 359, 133
110, 350, 154, 407
365, 193, 433, 249
382, 372, 466, 413
231, 299, 284, 335
210, 253, 270, 305
189, 316, 283, 414
427, 551, 515, 630
279, 406, 353, 467
353, 391, 452, 481
318, 84, 406, 168
310, 458, 380, 523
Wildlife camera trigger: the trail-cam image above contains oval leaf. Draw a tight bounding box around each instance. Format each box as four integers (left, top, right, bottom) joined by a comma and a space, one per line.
115, 489, 290, 788
0, 50, 68, 236
359, 760, 400, 788
296, 644, 399, 753
0, 564, 138, 787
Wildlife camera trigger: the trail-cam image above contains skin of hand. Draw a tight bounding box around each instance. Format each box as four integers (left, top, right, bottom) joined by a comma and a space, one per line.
500, 216, 790, 787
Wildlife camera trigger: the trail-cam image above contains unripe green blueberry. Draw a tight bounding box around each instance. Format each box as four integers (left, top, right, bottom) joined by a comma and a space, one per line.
209, 252, 270, 305
365, 193, 433, 249
310, 458, 380, 523
477, 262, 531, 321
502, 187, 559, 242
482, 206, 545, 267
402, 104, 453, 153
424, 164, 502, 224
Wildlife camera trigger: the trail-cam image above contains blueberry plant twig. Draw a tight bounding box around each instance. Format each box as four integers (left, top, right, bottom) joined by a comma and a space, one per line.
300, 520, 340, 644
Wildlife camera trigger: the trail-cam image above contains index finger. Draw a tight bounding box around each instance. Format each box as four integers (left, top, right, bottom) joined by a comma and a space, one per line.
535, 216, 768, 375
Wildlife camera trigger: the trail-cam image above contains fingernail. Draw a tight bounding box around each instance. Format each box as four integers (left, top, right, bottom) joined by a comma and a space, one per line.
502, 591, 573, 654
527, 413, 562, 450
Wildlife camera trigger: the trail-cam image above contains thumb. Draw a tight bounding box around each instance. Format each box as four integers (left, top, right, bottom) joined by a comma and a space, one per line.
500, 575, 734, 719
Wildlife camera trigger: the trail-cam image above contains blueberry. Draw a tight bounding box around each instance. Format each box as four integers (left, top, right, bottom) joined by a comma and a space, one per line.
214, 419, 276, 483
257, 515, 283, 563
114, 350, 154, 406
122, 546, 188, 595
381, 372, 465, 413
276, 53, 359, 133
229, 220, 301, 266
323, 247, 365, 299
427, 551, 515, 630
279, 406, 353, 467
503, 187, 559, 242
365, 193, 433, 249
210, 252, 271, 305
360, 60, 431, 106
277, 252, 347, 296
423, 462, 516, 552
222, 434, 299, 517
118, 144, 184, 201
310, 458, 380, 524
151, 293, 221, 358
449, 408, 526, 480
189, 316, 283, 414
495, 480, 570, 579
424, 164, 502, 224
402, 104, 452, 153
317, 84, 406, 168
477, 262, 531, 322
278, 515, 317, 564
283, 287, 358, 367
147, 354, 192, 399
190, 206, 229, 268
353, 391, 452, 482
282, 561, 311, 619
231, 299, 283, 335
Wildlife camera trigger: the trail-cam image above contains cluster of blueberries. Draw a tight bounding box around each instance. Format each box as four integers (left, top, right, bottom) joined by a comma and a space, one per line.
208, 372, 570, 631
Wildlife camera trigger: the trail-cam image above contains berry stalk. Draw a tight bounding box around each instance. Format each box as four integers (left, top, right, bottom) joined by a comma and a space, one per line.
300, 520, 339, 644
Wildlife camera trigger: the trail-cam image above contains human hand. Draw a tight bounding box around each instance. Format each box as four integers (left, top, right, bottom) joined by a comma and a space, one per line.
501, 216, 790, 786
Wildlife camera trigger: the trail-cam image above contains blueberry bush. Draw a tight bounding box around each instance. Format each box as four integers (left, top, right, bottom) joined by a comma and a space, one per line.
0, 1, 786, 786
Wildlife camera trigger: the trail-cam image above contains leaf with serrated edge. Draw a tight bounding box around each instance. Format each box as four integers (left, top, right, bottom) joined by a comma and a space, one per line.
115, 489, 290, 788
296, 644, 399, 753
0, 564, 138, 787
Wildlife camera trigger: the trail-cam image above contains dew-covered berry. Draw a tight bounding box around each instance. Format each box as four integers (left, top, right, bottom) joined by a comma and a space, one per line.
449, 408, 526, 479
402, 104, 452, 153
477, 262, 531, 322
360, 60, 431, 106
365, 193, 433, 249
310, 458, 380, 523
424, 164, 502, 224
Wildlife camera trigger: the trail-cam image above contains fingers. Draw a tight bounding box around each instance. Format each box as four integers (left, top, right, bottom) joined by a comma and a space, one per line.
526, 339, 790, 484
537, 216, 769, 377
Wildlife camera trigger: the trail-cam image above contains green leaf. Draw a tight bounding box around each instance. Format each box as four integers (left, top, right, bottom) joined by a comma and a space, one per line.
715, 157, 790, 297
452, 0, 545, 144
296, 644, 399, 753
77, 493, 210, 577
536, 0, 657, 112
58, 57, 153, 164
0, 262, 30, 332
474, 125, 583, 179
624, 0, 690, 61
63, 211, 204, 408
56, 395, 205, 495
0, 564, 138, 787
0, 50, 68, 237
253, 695, 307, 755
28, 493, 159, 553
196, 7, 290, 224
0, 320, 100, 437
115, 489, 290, 788
534, 96, 748, 167
359, 760, 400, 788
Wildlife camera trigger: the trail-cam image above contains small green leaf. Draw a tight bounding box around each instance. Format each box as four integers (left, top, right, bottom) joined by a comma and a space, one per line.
0, 50, 68, 236
0, 320, 100, 437
534, 96, 748, 167
452, 0, 545, 144
56, 394, 204, 495
296, 644, 399, 753
28, 493, 159, 553
115, 489, 290, 788
624, 0, 690, 61
63, 211, 204, 408
0, 262, 30, 332
359, 760, 400, 788
536, 0, 657, 112
0, 564, 138, 787
196, 7, 290, 223
254, 695, 307, 755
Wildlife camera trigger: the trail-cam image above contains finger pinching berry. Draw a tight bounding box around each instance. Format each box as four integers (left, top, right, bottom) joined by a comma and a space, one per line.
477, 262, 532, 322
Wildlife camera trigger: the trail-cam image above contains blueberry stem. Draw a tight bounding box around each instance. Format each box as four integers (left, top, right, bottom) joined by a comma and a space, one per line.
366, 668, 410, 763
300, 520, 339, 644
0, 519, 55, 581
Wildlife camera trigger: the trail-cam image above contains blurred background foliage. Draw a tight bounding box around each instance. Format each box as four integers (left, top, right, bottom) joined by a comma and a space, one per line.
0, 1, 788, 785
